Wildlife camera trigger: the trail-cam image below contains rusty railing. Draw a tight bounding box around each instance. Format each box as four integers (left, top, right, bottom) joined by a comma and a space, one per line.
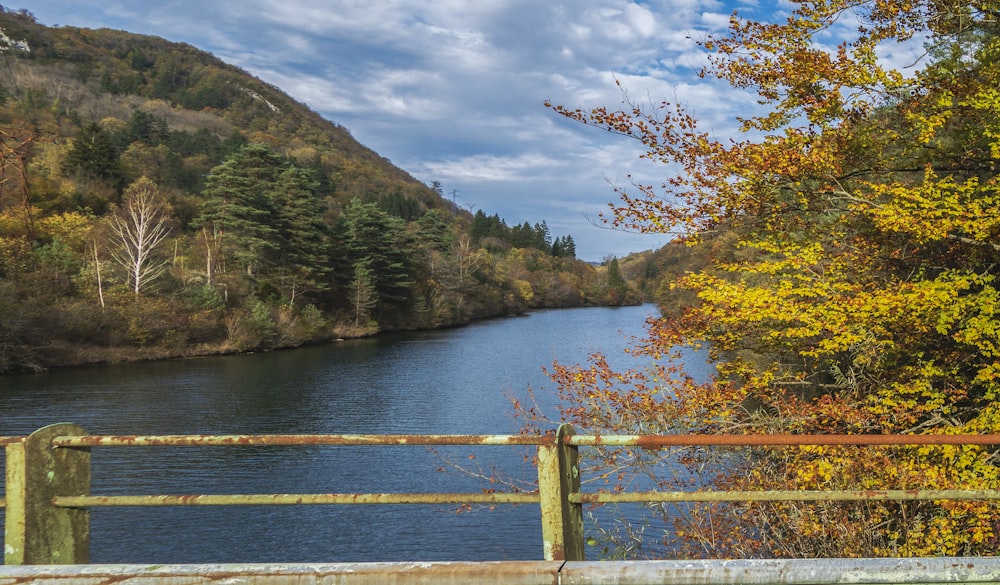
4, 423, 1000, 565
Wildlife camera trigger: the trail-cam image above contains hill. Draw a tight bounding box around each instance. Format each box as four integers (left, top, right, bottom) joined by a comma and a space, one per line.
0, 7, 640, 373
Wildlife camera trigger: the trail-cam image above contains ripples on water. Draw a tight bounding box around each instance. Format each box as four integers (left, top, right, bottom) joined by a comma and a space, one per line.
0, 305, 712, 562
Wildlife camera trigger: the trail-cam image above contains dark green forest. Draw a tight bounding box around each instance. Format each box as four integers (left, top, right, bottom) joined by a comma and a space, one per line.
0, 8, 644, 373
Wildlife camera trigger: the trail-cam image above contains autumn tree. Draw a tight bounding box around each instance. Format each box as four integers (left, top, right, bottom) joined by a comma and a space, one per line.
545, 0, 1000, 558
108, 177, 172, 296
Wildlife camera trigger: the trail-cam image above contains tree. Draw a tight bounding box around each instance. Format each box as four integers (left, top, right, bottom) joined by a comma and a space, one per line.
340, 198, 414, 308
0, 127, 36, 240
197, 144, 283, 281
108, 177, 171, 296
272, 166, 330, 305
349, 260, 378, 327
564, 235, 576, 258
544, 0, 1000, 558
415, 208, 456, 253
552, 235, 576, 258
534, 220, 552, 250
62, 122, 125, 190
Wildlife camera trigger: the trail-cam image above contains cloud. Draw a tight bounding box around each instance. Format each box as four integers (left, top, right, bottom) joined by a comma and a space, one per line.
418, 152, 569, 183
25, 0, 761, 261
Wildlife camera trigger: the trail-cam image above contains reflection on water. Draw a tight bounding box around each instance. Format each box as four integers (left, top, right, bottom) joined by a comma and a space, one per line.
0, 305, 711, 562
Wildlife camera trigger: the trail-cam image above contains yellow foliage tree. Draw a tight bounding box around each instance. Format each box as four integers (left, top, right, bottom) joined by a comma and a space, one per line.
544, 0, 1000, 558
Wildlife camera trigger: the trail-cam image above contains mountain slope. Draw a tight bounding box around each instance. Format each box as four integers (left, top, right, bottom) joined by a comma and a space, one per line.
0, 8, 443, 210
0, 8, 637, 373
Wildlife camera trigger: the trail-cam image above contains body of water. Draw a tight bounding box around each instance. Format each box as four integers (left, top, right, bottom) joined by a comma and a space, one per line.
0, 305, 709, 563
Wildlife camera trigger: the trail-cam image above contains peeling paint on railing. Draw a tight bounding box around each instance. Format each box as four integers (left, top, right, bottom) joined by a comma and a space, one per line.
570, 488, 1000, 503
567, 433, 1000, 447
52, 433, 555, 447
53, 492, 541, 507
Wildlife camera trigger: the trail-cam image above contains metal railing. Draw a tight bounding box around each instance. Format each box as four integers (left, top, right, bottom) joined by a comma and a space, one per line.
4, 423, 1000, 565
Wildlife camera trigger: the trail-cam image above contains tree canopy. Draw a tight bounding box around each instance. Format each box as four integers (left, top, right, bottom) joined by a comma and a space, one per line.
545, 0, 1000, 558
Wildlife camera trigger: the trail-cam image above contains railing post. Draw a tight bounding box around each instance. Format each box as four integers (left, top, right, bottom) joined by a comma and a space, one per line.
537, 423, 584, 561
4, 438, 27, 565
5, 423, 90, 564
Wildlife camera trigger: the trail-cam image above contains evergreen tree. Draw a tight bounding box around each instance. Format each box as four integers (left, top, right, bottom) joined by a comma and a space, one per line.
563, 234, 576, 258
341, 198, 413, 305
197, 144, 285, 280
273, 166, 331, 304
552, 235, 576, 258
534, 220, 552, 249
510, 221, 534, 248
552, 236, 565, 258
349, 259, 378, 327
62, 122, 125, 190
122, 110, 168, 147
606, 256, 625, 290
415, 209, 455, 253
379, 191, 421, 220
471, 209, 491, 241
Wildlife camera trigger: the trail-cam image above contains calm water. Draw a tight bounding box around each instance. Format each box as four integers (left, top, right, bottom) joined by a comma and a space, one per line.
0, 305, 710, 563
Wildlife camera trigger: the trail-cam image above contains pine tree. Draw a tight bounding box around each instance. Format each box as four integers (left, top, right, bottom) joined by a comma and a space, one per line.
62, 122, 125, 190
341, 198, 413, 305
197, 144, 285, 280
349, 260, 378, 327
416, 209, 455, 253
563, 234, 576, 258
273, 166, 331, 304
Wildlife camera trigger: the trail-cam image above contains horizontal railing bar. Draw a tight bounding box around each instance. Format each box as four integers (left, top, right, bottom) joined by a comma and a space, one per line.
52, 434, 554, 447
567, 433, 1000, 447
570, 489, 1000, 503
54, 489, 1000, 507
39, 433, 1000, 448
53, 492, 540, 507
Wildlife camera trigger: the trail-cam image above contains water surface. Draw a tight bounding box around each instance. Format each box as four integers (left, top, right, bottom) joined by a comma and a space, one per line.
0, 305, 709, 562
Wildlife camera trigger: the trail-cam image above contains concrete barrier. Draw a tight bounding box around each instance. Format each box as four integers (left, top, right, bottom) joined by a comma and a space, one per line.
0, 562, 561, 585
4, 558, 1000, 585
561, 558, 1000, 584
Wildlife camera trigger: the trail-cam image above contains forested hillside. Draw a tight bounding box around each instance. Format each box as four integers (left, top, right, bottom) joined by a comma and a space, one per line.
0, 8, 637, 373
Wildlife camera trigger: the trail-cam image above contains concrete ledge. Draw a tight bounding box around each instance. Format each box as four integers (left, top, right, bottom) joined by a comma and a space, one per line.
0, 562, 561, 585
560, 558, 1000, 584
3, 558, 1000, 585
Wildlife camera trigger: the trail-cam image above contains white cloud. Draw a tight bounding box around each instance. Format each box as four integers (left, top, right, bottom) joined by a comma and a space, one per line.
419, 152, 568, 183
625, 3, 659, 37
25, 0, 781, 260
701, 11, 734, 30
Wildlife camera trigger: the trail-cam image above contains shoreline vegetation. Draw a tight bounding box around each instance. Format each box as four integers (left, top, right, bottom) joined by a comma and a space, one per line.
10, 301, 645, 375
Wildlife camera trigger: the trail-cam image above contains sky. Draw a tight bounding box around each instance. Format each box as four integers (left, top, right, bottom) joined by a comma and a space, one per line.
21, 1, 770, 261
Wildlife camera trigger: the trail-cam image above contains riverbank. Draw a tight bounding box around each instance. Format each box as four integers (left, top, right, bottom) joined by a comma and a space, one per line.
5, 299, 644, 375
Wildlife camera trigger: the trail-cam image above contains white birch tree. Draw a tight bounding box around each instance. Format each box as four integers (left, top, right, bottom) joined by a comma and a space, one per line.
109, 177, 171, 296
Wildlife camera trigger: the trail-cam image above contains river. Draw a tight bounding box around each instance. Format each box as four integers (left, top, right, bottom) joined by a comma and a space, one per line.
0, 305, 711, 563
